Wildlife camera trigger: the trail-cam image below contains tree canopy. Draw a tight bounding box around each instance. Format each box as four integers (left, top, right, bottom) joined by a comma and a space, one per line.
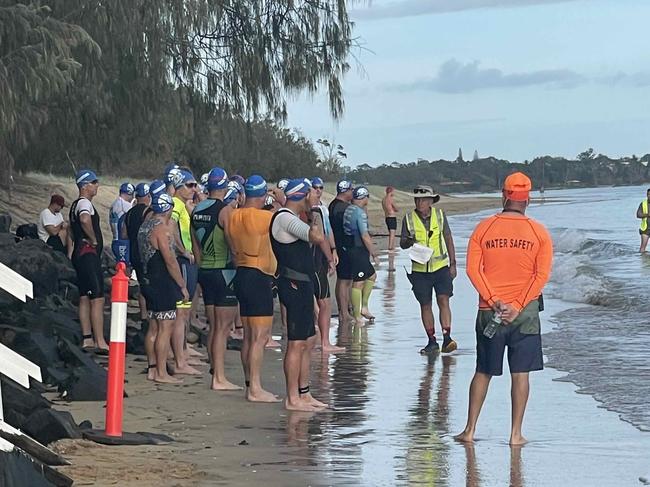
1, 0, 357, 182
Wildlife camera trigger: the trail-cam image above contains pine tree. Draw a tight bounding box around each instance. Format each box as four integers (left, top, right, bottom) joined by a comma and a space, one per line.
0, 3, 99, 183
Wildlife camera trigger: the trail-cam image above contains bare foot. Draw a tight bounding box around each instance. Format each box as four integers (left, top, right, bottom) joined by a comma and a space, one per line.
284, 398, 319, 412
230, 329, 244, 340
247, 389, 281, 403
147, 367, 156, 381
211, 378, 243, 391
321, 344, 346, 354
509, 434, 528, 446
186, 346, 205, 358
361, 308, 375, 321
153, 372, 183, 384
354, 317, 366, 327
454, 430, 475, 443
173, 365, 202, 375
266, 338, 281, 349
187, 358, 206, 366
302, 394, 329, 409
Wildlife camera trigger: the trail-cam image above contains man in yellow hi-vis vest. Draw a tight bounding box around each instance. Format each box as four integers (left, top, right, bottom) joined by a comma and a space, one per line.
400, 185, 457, 354
636, 188, 650, 252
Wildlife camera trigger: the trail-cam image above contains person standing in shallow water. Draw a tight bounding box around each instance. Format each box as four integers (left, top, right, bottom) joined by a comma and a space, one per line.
636, 188, 650, 253
400, 185, 457, 354
382, 186, 399, 255
455, 172, 553, 446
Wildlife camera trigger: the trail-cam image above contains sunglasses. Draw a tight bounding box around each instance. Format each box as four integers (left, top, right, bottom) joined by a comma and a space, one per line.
184, 182, 198, 189
313, 185, 324, 190
413, 187, 431, 194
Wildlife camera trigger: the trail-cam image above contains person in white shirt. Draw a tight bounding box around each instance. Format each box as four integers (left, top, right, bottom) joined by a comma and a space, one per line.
37, 194, 67, 253
109, 182, 135, 240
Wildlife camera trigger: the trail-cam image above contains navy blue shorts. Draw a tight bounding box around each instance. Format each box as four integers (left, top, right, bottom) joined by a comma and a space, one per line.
198, 268, 237, 307
475, 302, 543, 376
336, 248, 353, 280
234, 267, 274, 317
409, 266, 453, 304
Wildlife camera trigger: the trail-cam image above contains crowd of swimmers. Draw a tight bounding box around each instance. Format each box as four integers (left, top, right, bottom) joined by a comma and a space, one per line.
47, 164, 553, 439
62, 164, 396, 412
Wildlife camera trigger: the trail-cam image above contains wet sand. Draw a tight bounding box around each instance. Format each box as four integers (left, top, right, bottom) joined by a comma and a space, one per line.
52, 240, 650, 486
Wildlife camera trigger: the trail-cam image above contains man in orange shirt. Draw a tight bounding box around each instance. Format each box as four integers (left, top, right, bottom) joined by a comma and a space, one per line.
455, 172, 553, 446
227, 175, 280, 403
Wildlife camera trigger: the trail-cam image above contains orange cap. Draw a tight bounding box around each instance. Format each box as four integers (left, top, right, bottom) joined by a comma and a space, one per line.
503, 172, 532, 201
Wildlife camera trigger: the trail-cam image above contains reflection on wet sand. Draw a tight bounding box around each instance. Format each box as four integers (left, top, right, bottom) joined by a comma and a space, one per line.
306, 322, 372, 482
461, 443, 525, 487
404, 354, 454, 485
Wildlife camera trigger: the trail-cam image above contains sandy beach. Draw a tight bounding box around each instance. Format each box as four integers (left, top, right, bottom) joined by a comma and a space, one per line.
4, 174, 647, 486
35, 197, 649, 486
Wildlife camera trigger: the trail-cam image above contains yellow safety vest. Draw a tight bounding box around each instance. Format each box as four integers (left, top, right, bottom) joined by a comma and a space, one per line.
405, 209, 449, 273
642, 200, 649, 232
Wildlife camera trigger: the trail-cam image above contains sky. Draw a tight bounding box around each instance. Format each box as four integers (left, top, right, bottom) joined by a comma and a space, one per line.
286, 0, 650, 167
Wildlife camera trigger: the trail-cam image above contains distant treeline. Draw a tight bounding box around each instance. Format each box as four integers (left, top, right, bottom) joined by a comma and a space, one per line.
348, 152, 650, 192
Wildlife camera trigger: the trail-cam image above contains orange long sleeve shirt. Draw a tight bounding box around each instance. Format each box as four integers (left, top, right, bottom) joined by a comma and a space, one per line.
466, 211, 553, 311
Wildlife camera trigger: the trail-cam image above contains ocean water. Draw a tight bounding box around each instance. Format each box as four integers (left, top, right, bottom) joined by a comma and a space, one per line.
454, 185, 650, 432
269, 184, 650, 486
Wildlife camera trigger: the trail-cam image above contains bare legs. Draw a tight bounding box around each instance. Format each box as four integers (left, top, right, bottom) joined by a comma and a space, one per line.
284, 336, 326, 412
436, 294, 452, 333
209, 305, 241, 390
317, 297, 344, 353
145, 319, 158, 380
335, 278, 352, 324
387, 229, 396, 253
171, 308, 200, 375
640, 233, 649, 253
420, 302, 435, 338
510, 373, 530, 445
79, 296, 107, 350
153, 318, 181, 384
79, 296, 93, 348
455, 371, 530, 445
242, 317, 279, 402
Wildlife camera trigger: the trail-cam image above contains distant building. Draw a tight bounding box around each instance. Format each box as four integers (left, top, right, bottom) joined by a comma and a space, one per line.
456, 147, 464, 163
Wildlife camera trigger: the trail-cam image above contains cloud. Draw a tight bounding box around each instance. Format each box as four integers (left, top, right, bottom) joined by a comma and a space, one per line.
393, 59, 585, 93
351, 0, 581, 20
601, 71, 650, 87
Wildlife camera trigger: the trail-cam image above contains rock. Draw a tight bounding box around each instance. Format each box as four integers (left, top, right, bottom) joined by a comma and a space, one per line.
0, 213, 11, 233
22, 409, 82, 446
0, 448, 72, 487
0, 237, 75, 301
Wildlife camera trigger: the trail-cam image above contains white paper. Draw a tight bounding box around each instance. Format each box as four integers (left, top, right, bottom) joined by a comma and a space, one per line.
409, 243, 434, 265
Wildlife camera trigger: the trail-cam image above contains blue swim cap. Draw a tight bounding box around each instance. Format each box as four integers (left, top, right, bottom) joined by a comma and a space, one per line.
284, 178, 311, 201
277, 178, 289, 191
165, 167, 182, 186
75, 169, 98, 188
336, 179, 352, 194
230, 174, 245, 185
172, 169, 196, 189
224, 183, 242, 204
152, 193, 174, 214
207, 167, 229, 191
353, 186, 370, 200
311, 177, 324, 188
119, 182, 135, 195
149, 179, 166, 196
135, 183, 150, 198
244, 175, 267, 198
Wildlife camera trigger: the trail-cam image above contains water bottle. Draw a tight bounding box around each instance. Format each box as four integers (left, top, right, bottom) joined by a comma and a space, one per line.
483, 312, 502, 339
